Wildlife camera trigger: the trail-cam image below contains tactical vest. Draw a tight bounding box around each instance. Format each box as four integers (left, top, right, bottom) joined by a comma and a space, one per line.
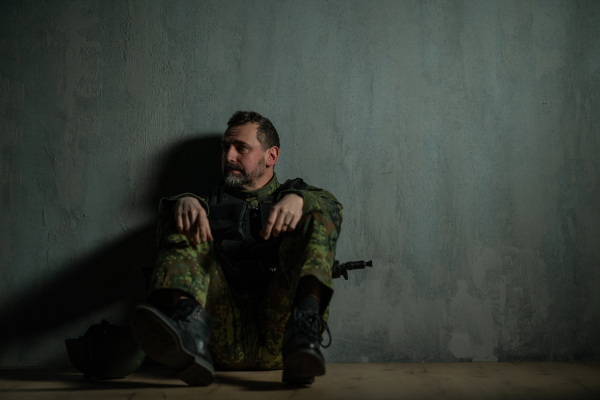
207, 178, 308, 292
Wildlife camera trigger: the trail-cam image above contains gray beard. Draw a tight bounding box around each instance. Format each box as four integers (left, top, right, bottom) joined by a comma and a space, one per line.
224, 157, 266, 190
224, 172, 246, 188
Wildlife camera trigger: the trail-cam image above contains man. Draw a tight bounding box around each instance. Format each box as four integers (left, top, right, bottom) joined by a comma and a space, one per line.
130, 111, 342, 386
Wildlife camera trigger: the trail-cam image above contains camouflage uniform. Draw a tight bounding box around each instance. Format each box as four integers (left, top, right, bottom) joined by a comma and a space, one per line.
149, 174, 342, 370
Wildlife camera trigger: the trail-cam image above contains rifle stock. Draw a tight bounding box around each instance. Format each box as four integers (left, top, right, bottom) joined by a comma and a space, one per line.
332, 260, 373, 280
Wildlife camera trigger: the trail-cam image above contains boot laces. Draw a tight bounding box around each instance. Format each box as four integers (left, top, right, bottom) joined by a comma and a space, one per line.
294, 308, 332, 348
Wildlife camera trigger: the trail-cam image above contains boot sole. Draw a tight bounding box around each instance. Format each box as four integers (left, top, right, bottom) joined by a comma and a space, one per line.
130, 305, 214, 386
283, 348, 326, 379
282, 369, 315, 385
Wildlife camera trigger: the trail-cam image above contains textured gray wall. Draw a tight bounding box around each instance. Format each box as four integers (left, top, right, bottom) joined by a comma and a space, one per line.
1, 0, 599, 366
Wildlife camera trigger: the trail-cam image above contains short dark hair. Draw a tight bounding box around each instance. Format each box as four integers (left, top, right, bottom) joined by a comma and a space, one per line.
226, 111, 280, 150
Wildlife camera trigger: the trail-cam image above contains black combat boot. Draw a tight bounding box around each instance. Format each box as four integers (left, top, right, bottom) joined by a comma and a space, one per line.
281, 307, 331, 384
130, 298, 215, 386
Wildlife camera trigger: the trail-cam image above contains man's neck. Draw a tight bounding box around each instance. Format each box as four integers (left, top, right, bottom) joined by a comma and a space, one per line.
244, 168, 274, 191
233, 173, 280, 201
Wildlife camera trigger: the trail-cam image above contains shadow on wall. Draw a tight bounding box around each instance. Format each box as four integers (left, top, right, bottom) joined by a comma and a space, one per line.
0, 134, 223, 366
150, 134, 223, 206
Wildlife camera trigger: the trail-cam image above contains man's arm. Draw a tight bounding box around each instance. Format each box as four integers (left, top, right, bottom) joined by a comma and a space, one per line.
260, 193, 304, 239
158, 193, 213, 245
282, 185, 343, 220
260, 185, 343, 240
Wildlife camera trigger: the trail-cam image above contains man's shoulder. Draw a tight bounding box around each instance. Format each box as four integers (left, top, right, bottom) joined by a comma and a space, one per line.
280, 177, 331, 192
281, 178, 338, 198
279, 177, 309, 191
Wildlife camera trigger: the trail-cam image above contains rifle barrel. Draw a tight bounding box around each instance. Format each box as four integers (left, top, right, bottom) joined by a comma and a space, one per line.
342, 260, 373, 270
332, 260, 373, 280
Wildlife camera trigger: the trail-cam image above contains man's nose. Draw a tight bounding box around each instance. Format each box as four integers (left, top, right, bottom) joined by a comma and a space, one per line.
225, 146, 237, 163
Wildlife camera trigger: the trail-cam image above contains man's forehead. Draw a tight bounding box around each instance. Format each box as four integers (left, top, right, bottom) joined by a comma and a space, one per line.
223, 123, 260, 143
222, 131, 248, 143
222, 135, 247, 144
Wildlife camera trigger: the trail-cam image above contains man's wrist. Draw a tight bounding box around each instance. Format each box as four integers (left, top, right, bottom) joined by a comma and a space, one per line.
278, 190, 308, 214
160, 193, 209, 215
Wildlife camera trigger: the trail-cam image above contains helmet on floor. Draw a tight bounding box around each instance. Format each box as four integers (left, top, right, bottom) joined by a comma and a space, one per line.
65, 319, 146, 379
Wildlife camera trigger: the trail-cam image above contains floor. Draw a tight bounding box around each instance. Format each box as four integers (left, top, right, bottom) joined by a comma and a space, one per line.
1, 362, 599, 400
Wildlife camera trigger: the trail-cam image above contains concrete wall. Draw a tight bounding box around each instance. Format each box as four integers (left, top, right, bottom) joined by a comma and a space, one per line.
1, 0, 599, 366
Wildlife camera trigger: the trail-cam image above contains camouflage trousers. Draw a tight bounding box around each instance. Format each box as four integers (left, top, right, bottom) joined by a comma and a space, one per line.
149, 212, 340, 370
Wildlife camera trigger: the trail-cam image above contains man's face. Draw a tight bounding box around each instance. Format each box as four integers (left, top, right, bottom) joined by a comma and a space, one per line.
222, 122, 268, 190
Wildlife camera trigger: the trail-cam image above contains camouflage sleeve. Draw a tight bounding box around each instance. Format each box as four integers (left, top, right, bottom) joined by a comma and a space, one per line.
277, 185, 343, 229
157, 193, 209, 246
158, 193, 209, 218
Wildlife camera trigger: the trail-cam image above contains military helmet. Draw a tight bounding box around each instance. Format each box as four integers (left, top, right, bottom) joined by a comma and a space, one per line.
65, 319, 145, 379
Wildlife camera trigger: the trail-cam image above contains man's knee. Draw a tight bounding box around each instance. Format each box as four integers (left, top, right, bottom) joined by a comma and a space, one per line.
291, 211, 340, 240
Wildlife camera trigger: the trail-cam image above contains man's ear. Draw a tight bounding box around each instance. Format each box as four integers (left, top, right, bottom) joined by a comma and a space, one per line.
266, 146, 279, 167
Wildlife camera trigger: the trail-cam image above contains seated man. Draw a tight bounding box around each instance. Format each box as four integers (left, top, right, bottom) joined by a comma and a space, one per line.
130, 111, 343, 386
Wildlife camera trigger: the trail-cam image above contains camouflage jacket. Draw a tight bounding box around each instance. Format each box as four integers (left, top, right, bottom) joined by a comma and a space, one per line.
157, 173, 343, 245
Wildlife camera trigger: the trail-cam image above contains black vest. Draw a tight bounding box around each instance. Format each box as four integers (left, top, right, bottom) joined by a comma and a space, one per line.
207, 178, 308, 292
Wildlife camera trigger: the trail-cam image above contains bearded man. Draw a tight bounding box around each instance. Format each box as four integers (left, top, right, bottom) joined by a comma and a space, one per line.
130, 111, 343, 386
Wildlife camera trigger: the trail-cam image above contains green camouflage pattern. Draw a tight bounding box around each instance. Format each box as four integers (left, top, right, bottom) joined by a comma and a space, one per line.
150, 174, 342, 370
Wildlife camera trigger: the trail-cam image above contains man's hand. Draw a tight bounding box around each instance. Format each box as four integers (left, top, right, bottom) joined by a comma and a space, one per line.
174, 196, 213, 245
260, 194, 304, 240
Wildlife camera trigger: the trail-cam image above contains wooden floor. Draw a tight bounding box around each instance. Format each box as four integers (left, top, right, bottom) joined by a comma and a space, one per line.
1, 362, 599, 399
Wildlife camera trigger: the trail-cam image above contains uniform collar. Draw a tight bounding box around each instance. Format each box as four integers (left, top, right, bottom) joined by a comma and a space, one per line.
228, 173, 281, 202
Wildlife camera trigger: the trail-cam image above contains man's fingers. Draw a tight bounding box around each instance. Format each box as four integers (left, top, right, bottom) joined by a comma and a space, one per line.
265, 194, 304, 237
173, 197, 210, 244
197, 217, 207, 242
196, 210, 210, 242
261, 210, 278, 239
281, 213, 295, 232
184, 231, 193, 244
188, 208, 198, 231
183, 212, 191, 232
273, 213, 288, 237
189, 222, 212, 245
176, 212, 184, 232
290, 211, 304, 230
272, 210, 290, 237
194, 223, 201, 244
201, 225, 213, 242
204, 222, 214, 242
185, 219, 196, 245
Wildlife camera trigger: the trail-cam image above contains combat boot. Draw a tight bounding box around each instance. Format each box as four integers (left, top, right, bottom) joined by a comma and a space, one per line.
281, 308, 331, 384
130, 298, 214, 386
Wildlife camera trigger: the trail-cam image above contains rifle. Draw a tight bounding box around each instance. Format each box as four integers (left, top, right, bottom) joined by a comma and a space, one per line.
142, 259, 374, 289
332, 260, 373, 280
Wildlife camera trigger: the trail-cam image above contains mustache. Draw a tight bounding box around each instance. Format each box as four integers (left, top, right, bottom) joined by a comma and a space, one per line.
224, 163, 244, 173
